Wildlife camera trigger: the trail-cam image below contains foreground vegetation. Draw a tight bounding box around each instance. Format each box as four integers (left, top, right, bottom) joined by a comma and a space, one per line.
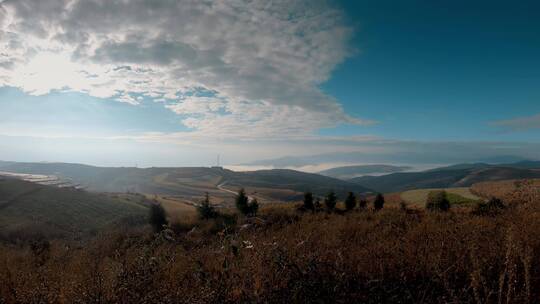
0, 183, 539, 303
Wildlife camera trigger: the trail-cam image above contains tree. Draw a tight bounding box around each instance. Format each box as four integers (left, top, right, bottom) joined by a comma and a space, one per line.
149, 203, 168, 232
249, 198, 259, 216
236, 188, 259, 216
373, 193, 385, 211
426, 191, 450, 212
235, 188, 250, 215
324, 191, 337, 211
358, 198, 368, 210
473, 197, 505, 216
314, 198, 322, 211
303, 192, 314, 211
197, 192, 218, 220
345, 192, 357, 211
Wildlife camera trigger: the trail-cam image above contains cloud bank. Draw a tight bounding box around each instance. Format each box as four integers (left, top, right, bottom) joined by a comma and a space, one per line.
0, 0, 371, 137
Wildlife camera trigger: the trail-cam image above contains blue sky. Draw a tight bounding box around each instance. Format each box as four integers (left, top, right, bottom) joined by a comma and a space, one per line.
0, 0, 539, 169
322, 0, 540, 142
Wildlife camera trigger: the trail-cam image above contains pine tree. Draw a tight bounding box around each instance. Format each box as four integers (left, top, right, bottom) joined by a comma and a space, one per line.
373, 193, 385, 211
345, 192, 357, 211
197, 192, 217, 219
235, 188, 250, 215
149, 203, 168, 232
249, 198, 259, 216
426, 191, 450, 212
358, 198, 368, 210
324, 190, 337, 211
314, 198, 322, 211
303, 192, 314, 211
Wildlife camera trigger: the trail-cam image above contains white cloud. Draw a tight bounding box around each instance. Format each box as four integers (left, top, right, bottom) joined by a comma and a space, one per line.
0, 0, 371, 137
493, 113, 540, 131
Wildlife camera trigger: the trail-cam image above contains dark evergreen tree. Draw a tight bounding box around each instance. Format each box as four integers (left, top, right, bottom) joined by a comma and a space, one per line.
303, 192, 314, 211
345, 192, 357, 211
235, 188, 250, 215
373, 193, 385, 211
197, 192, 218, 219
324, 191, 337, 211
149, 203, 168, 232
249, 198, 259, 216
426, 191, 450, 212
314, 198, 322, 211
358, 198, 368, 210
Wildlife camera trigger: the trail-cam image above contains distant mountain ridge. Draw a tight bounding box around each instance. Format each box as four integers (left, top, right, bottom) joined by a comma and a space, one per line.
0, 161, 372, 200
349, 160, 540, 193
318, 164, 411, 179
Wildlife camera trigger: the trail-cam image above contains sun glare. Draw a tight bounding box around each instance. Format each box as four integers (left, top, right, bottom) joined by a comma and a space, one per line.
12, 52, 86, 95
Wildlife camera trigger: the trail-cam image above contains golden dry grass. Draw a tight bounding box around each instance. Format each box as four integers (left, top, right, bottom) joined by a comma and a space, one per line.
2, 184, 540, 303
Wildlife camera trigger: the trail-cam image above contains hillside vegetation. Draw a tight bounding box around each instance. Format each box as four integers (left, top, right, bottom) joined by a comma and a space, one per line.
351, 163, 540, 193
0, 180, 540, 303
0, 178, 147, 240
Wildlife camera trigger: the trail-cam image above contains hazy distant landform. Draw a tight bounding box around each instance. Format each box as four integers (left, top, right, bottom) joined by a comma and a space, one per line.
318, 164, 412, 179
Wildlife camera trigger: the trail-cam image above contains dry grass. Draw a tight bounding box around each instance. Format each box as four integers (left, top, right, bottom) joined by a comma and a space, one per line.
2, 185, 540, 303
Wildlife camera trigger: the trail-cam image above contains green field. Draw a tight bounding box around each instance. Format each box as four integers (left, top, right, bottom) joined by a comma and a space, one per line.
400, 187, 482, 208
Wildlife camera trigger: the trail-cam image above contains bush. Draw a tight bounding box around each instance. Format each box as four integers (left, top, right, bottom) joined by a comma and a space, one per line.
324, 191, 337, 211
373, 193, 385, 211
426, 191, 450, 212
148, 203, 168, 232
302, 192, 314, 211
248, 198, 259, 217
345, 192, 357, 211
197, 192, 218, 220
473, 197, 506, 216
314, 198, 322, 211
358, 198, 368, 210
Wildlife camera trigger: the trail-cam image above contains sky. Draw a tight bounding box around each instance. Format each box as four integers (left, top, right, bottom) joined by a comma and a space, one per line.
0, 0, 539, 170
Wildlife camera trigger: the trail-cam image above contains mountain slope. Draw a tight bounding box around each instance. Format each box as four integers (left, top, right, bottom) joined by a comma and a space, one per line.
350, 165, 540, 193
227, 169, 371, 198
0, 178, 148, 239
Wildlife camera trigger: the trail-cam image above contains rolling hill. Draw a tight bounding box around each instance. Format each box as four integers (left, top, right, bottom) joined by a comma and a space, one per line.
350, 162, 540, 193
0, 178, 148, 239
0, 161, 371, 202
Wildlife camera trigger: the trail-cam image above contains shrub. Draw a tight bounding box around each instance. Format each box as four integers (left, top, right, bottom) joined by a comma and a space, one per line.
314, 198, 322, 211
426, 191, 450, 212
303, 192, 314, 211
197, 192, 218, 220
373, 193, 385, 211
473, 197, 506, 216
399, 201, 408, 211
148, 203, 168, 232
358, 198, 368, 210
345, 192, 357, 211
324, 191, 337, 211
248, 198, 259, 217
